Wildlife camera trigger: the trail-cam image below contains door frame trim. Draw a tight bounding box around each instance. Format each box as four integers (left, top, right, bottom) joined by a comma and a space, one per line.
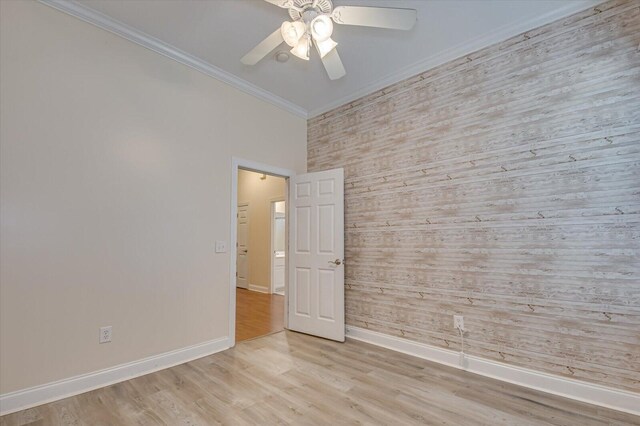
229, 157, 295, 347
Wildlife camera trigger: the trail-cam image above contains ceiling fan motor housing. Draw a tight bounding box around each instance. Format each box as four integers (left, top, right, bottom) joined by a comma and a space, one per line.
288, 0, 333, 22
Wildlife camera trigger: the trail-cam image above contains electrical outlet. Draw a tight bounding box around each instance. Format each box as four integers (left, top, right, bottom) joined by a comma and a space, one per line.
99, 326, 112, 344
453, 315, 464, 331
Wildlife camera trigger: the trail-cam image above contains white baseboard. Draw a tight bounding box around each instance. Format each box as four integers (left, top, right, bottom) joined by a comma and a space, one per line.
4, 329, 637, 417
346, 326, 640, 416
248, 284, 270, 294
0, 336, 231, 416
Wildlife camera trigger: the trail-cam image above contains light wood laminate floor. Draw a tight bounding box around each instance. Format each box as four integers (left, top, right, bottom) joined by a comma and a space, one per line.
235, 288, 284, 342
2, 331, 638, 425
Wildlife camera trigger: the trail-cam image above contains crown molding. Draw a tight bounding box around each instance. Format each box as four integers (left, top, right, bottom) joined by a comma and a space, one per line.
37, 0, 600, 122
38, 0, 308, 119
308, 0, 600, 118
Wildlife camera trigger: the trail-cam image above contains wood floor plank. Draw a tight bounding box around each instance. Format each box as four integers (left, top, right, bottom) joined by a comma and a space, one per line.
2, 331, 639, 425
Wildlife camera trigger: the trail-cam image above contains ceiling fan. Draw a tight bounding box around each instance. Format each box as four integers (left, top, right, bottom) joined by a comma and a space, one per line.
241, 0, 417, 80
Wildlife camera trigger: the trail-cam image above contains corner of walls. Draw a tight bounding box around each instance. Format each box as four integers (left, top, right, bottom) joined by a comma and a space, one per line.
248, 284, 271, 294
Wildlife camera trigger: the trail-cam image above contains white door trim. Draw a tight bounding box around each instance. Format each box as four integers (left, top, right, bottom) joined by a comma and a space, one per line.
229, 157, 295, 347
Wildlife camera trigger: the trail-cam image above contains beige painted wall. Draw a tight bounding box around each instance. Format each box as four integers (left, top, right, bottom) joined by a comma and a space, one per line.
0, 0, 306, 394
237, 170, 286, 291
308, 0, 639, 393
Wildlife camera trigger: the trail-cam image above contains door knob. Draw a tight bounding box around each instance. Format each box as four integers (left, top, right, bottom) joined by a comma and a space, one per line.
328, 259, 342, 266
243, 249, 248, 253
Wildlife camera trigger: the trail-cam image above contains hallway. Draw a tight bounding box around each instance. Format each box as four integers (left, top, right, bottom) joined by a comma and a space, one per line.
235, 288, 284, 342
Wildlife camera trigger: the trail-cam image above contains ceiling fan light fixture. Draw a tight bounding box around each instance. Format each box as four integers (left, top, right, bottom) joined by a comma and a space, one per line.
310, 15, 333, 42
290, 35, 310, 60
246, 1, 418, 80
281, 21, 306, 47
315, 37, 337, 58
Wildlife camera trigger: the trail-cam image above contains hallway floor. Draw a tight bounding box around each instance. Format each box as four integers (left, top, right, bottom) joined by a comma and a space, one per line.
235, 288, 284, 342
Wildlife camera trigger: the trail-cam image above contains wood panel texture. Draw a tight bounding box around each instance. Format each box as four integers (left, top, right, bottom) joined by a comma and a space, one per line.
307, 0, 640, 393
2, 331, 639, 425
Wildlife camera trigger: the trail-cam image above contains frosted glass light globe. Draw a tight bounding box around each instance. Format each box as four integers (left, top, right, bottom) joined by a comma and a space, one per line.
310, 15, 333, 42
290, 36, 310, 60
281, 21, 306, 47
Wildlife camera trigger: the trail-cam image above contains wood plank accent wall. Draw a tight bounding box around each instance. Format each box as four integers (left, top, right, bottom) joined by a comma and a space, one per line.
307, 0, 640, 393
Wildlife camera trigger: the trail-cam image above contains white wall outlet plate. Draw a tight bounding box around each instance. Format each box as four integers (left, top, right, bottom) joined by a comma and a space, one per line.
215, 240, 227, 253
453, 315, 464, 331
99, 326, 112, 344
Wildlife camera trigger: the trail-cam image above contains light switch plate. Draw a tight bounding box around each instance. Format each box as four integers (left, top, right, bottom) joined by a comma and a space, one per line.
215, 240, 227, 253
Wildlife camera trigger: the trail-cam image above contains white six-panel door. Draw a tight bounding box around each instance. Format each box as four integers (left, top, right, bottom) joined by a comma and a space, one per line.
288, 168, 344, 342
236, 203, 249, 289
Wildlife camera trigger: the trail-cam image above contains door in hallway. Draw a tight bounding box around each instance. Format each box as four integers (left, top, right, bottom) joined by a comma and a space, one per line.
236, 203, 249, 289
272, 200, 286, 295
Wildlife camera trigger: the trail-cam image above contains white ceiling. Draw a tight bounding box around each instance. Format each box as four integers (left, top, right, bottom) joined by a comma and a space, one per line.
62, 0, 596, 117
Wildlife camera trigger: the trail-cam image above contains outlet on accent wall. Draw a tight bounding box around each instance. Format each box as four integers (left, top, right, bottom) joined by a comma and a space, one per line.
453, 315, 464, 331
99, 326, 112, 344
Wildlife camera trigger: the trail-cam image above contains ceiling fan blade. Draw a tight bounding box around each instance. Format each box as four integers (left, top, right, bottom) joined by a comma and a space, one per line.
241, 28, 284, 66
264, 0, 293, 8
320, 46, 346, 80
332, 6, 417, 30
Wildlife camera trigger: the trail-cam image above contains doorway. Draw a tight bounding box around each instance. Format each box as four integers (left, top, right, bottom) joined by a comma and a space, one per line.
234, 168, 287, 342
229, 158, 345, 346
